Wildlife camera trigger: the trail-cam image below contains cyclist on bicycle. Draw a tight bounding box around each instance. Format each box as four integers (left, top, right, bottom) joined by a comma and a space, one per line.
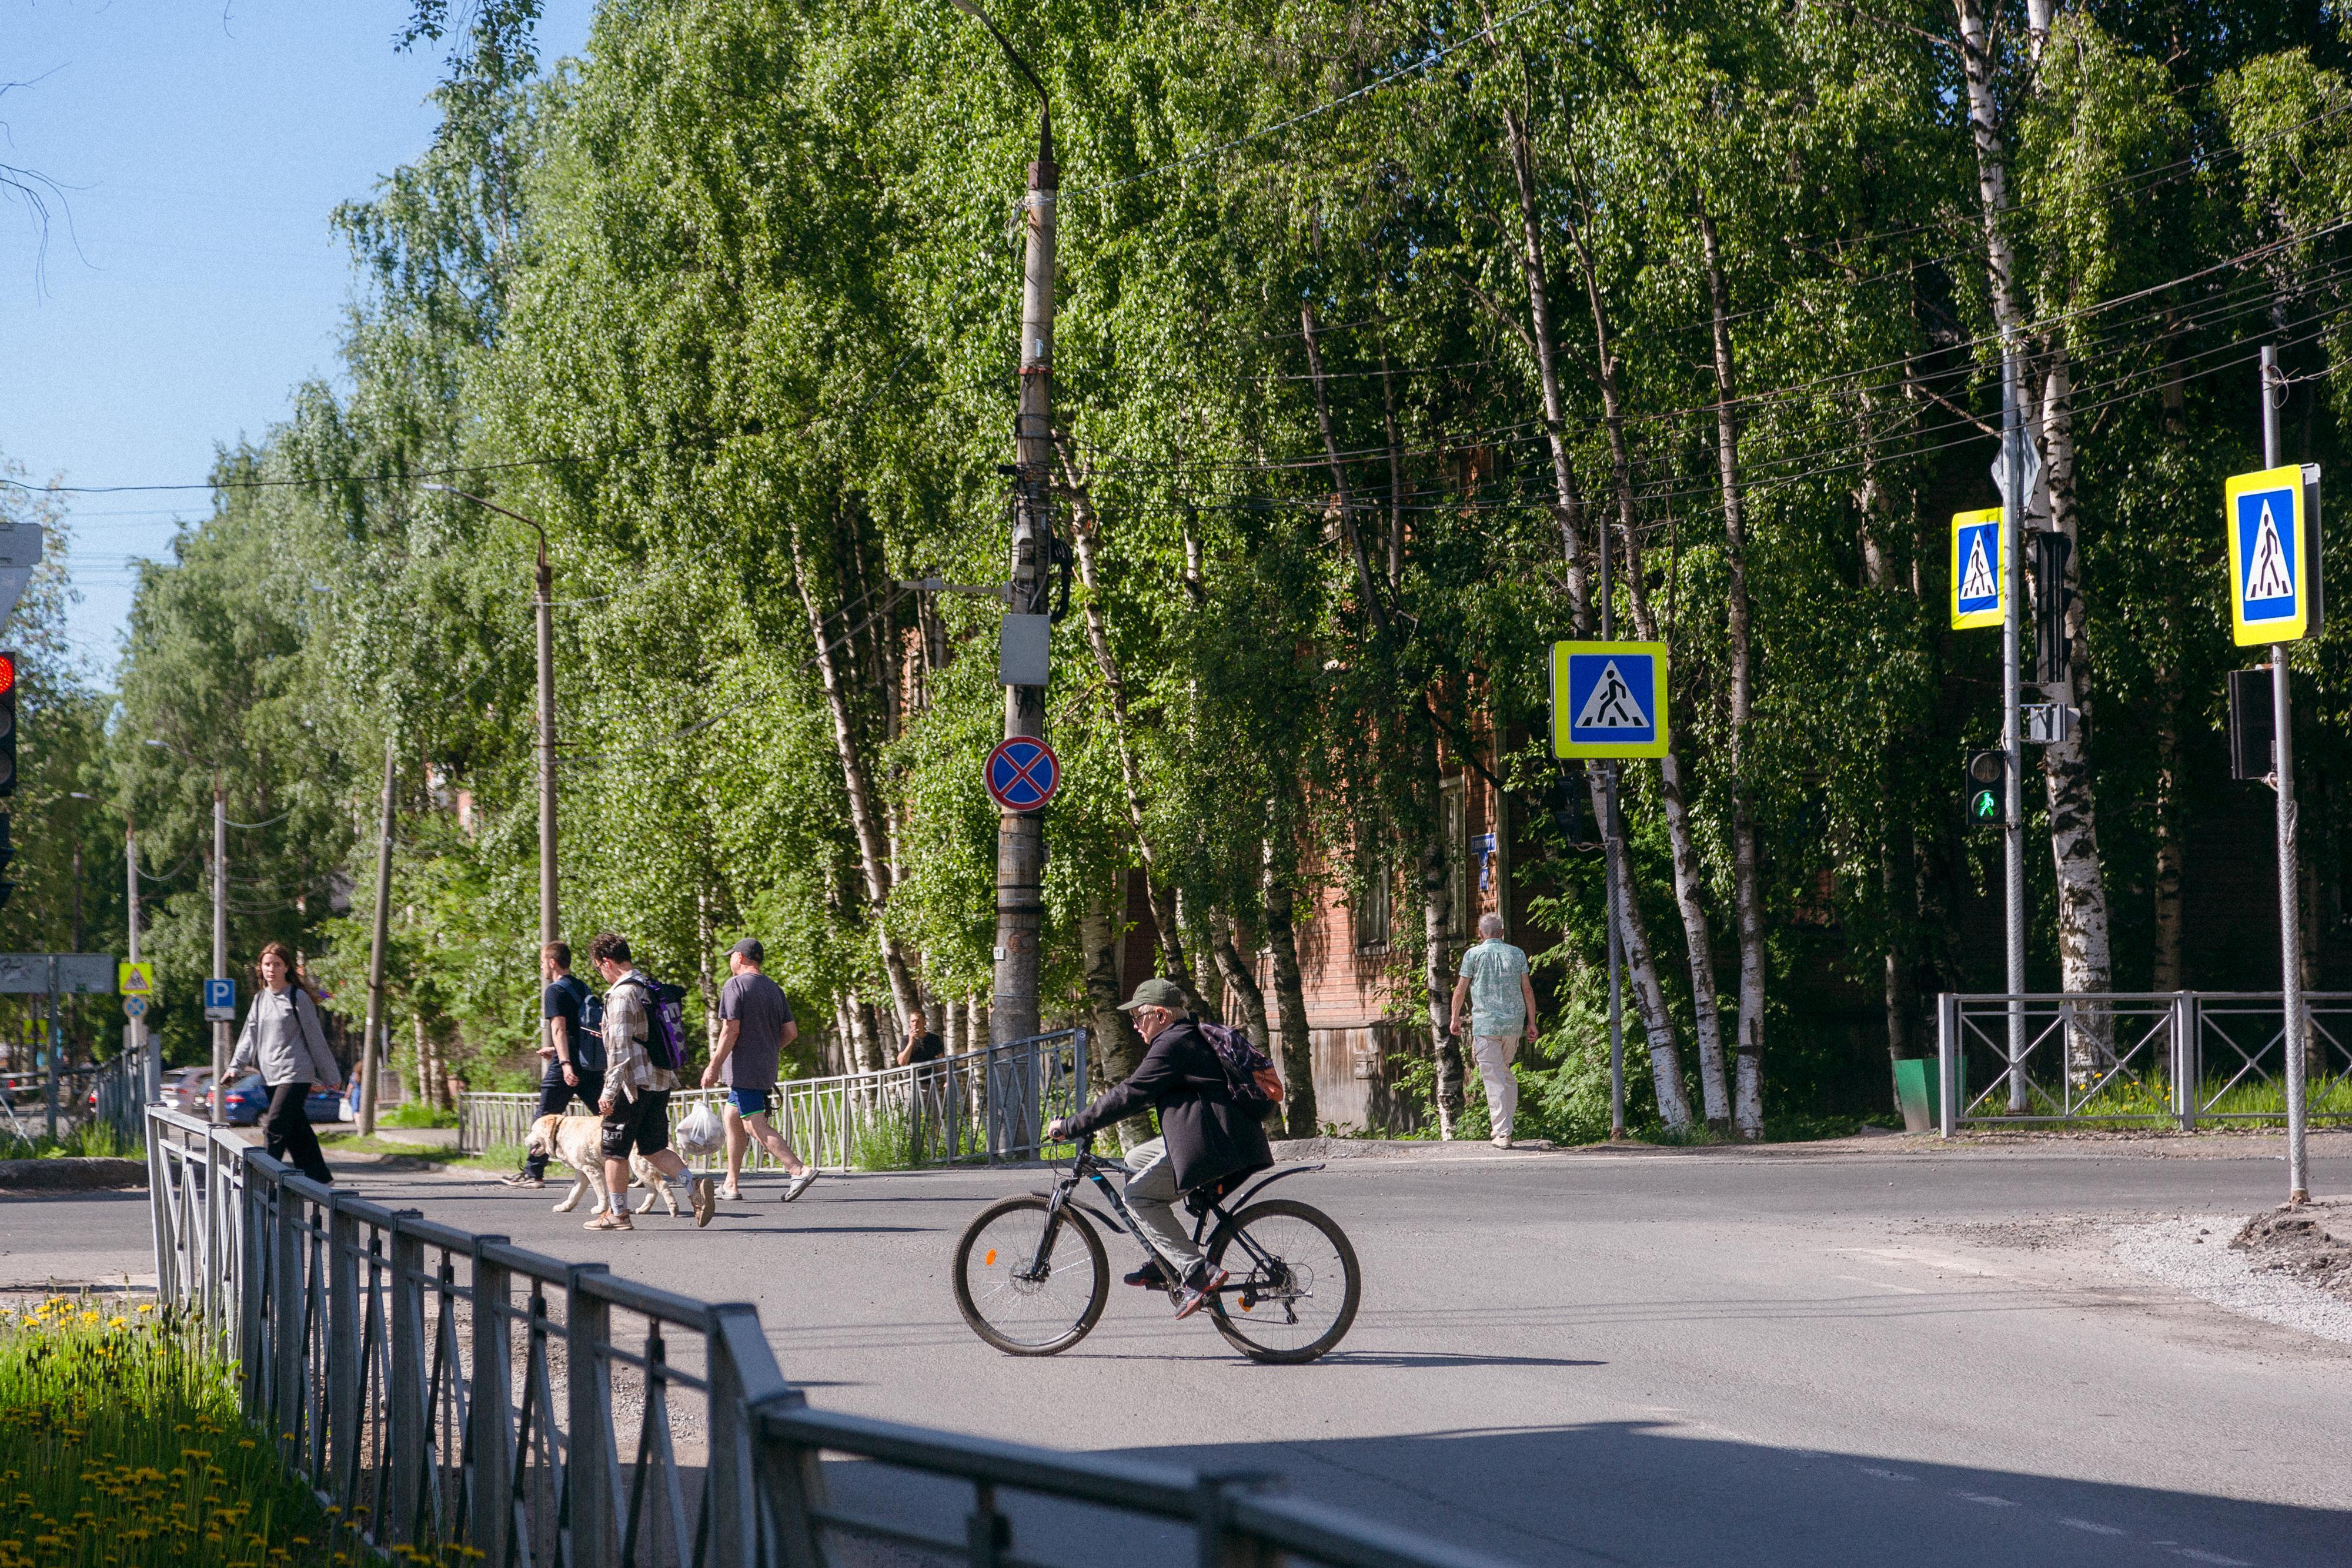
1046, 977, 1274, 1319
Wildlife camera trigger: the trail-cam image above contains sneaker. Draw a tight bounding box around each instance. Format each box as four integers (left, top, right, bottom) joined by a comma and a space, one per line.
1174, 1263, 1228, 1320
1123, 1261, 1172, 1290
584, 1211, 633, 1232
1491, 1134, 1513, 1149
499, 1172, 546, 1189
780, 1169, 819, 1203
691, 1177, 717, 1228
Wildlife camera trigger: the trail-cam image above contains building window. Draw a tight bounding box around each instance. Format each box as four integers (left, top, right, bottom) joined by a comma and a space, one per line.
1352, 863, 1392, 952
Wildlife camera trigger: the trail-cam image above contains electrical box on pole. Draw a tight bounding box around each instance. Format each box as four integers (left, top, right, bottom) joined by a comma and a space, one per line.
2227, 667, 2275, 781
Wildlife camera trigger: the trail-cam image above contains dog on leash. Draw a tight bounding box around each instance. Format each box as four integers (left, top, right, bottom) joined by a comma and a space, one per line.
523, 1112, 684, 1216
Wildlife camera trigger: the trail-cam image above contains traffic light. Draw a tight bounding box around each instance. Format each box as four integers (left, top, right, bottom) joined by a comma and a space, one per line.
0, 650, 16, 797
2228, 667, 2275, 781
1963, 750, 2007, 827
0, 815, 13, 908
2031, 531, 2074, 687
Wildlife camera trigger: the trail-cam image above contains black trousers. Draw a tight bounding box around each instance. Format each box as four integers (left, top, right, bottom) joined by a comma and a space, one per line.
265, 1082, 333, 1185
523, 1067, 605, 1176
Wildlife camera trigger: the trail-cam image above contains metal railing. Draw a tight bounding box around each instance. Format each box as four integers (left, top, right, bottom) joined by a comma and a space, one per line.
1934, 991, 2352, 1133
459, 1028, 1088, 1174
148, 1101, 1504, 1568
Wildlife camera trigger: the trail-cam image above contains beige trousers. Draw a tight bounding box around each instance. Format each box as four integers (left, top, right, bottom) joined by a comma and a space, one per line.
1471, 1034, 1520, 1138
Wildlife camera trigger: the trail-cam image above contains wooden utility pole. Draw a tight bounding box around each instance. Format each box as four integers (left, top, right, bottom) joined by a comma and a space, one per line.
956, 1, 1057, 1046
359, 739, 396, 1136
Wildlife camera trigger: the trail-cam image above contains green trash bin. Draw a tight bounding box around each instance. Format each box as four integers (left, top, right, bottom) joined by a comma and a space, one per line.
1890, 1057, 1956, 1133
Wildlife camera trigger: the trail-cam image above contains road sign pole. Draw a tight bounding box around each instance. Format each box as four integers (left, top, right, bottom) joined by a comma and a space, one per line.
1596, 510, 1626, 1134
2257, 345, 2309, 1203
2002, 347, 2027, 1114
126, 826, 152, 1103
44, 954, 57, 1141
211, 785, 228, 1124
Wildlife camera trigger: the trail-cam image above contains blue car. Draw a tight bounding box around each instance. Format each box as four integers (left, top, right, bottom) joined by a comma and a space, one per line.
220, 1074, 349, 1126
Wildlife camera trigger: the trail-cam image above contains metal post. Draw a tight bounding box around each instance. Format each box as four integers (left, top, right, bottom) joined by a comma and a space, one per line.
2261, 345, 2310, 1204
468, 1236, 514, 1568
564, 1264, 617, 1568
212, 785, 229, 1122
2173, 991, 2198, 1132
275, 1176, 307, 1459
328, 1194, 362, 1503
1599, 472, 1626, 1138
1936, 992, 1959, 1138
43, 955, 56, 1140
128, 825, 155, 1102
387, 1216, 426, 1548
2002, 349, 2027, 1113
536, 542, 559, 951
360, 740, 396, 1136
991, 91, 1057, 1048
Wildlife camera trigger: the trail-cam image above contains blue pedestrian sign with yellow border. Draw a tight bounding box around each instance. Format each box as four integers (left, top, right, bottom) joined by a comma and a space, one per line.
1550, 641, 1669, 759
1950, 507, 2006, 630
2225, 464, 2323, 646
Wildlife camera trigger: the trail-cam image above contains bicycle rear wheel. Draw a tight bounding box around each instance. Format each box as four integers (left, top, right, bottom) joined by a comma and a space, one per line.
953, 1196, 1108, 1356
1204, 1197, 1361, 1364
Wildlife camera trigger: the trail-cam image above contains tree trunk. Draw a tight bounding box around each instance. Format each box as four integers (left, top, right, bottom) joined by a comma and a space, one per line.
1059, 459, 1208, 1016
1566, 207, 1730, 1129
2152, 661, 2185, 990
1699, 208, 1768, 1139
1380, 352, 1405, 591
2036, 354, 2114, 1075
789, 514, 923, 1035
1209, 911, 1271, 1051
1078, 895, 1151, 1148
1262, 837, 1319, 1137
1420, 787, 1465, 1140
1301, 303, 1388, 633
1499, 101, 1689, 1128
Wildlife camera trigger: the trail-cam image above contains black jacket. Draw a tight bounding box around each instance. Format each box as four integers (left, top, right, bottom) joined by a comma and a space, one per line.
1064, 1018, 1274, 1193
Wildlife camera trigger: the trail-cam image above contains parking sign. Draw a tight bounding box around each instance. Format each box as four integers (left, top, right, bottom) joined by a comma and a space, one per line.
1549, 641, 1669, 760
203, 977, 237, 1021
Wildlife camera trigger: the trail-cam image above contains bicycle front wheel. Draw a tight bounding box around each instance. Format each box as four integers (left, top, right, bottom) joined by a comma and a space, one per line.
953, 1196, 1108, 1356
1205, 1197, 1361, 1364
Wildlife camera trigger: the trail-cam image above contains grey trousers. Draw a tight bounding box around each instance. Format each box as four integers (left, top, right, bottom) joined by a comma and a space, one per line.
1121, 1136, 1200, 1267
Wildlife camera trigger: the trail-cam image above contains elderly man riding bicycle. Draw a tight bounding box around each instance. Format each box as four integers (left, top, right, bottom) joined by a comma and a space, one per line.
1046, 976, 1275, 1319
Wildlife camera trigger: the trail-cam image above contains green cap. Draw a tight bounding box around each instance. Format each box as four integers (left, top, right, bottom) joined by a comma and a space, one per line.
1118, 977, 1189, 1013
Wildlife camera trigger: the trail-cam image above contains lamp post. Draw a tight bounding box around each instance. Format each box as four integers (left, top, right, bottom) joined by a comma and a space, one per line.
950, 0, 1057, 1045
422, 484, 559, 951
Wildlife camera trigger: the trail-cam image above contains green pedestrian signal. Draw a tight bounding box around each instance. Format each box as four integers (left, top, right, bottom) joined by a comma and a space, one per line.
1963, 750, 2007, 828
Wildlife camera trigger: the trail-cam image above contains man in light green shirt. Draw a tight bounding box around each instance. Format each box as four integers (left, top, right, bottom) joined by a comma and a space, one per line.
1450, 912, 1538, 1147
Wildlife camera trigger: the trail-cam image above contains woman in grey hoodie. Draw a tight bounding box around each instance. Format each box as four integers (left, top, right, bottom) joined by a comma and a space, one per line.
227, 941, 341, 1183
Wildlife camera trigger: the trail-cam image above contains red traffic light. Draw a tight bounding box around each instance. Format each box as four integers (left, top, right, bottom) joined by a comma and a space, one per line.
0, 654, 15, 696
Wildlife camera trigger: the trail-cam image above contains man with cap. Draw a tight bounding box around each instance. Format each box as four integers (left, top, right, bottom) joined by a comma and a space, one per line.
1047, 977, 1275, 1319
701, 938, 820, 1202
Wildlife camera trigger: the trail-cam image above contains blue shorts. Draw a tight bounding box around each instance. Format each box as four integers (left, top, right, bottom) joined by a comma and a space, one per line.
727, 1086, 772, 1118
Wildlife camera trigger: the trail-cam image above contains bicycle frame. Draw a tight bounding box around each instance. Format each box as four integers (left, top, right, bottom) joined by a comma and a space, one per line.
1022, 1139, 1323, 1295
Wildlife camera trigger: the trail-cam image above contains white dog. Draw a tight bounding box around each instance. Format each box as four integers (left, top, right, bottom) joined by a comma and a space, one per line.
524, 1112, 684, 1217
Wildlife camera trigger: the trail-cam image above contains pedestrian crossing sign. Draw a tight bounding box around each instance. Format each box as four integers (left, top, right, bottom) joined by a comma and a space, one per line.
1550, 641, 1669, 759
2225, 464, 2323, 646
1950, 508, 2006, 630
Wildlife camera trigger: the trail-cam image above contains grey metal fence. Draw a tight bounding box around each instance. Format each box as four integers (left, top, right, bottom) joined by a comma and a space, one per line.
149, 1101, 1494, 1568
459, 1028, 1088, 1173
1934, 991, 2352, 1133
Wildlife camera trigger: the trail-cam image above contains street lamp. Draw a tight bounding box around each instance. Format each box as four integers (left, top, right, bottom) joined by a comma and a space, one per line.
420, 484, 559, 951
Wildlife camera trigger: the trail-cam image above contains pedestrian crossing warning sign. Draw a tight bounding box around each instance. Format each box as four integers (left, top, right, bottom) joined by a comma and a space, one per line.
1550, 641, 1669, 759
2226, 464, 2323, 646
1950, 507, 2006, 630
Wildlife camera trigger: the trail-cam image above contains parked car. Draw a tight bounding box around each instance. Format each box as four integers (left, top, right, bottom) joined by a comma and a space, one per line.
171, 1069, 217, 1115
217, 1075, 349, 1126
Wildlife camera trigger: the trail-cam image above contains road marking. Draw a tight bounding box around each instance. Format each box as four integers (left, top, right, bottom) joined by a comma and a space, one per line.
1950, 1492, 2017, 1507
2167, 1550, 2249, 1567
2060, 1519, 2126, 1536
1830, 1273, 1927, 1295
1827, 1245, 2017, 1279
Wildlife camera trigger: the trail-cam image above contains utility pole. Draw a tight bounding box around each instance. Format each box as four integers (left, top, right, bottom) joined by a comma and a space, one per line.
210, 784, 228, 1123
1599, 497, 1625, 1138
127, 824, 150, 1102
2002, 347, 2027, 1113
957, 1, 1057, 1047
2260, 345, 2309, 1204
359, 738, 396, 1137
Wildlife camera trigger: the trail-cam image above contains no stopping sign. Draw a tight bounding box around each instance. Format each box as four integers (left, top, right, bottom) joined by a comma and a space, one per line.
985, 737, 1060, 812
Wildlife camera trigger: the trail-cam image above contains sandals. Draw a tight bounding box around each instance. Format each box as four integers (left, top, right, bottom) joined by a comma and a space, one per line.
584, 1211, 633, 1231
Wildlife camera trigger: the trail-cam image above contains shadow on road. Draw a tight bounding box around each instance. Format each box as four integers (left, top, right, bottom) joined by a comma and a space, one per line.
816, 1417, 2344, 1567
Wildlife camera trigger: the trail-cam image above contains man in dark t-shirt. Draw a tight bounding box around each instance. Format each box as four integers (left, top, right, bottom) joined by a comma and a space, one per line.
506, 941, 607, 1188
700, 938, 818, 1202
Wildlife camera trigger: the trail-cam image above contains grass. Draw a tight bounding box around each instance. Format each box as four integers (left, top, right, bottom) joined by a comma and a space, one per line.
380, 1104, 457, 1131
0, 1124, 144, 1162
0, 1290, 500, 1568
312, 1132, 527, 1172
1965, 1072, 2352, 1125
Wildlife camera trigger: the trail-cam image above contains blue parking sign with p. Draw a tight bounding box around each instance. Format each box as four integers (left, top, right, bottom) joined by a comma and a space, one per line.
203, 977, 237, 1021
1550, 641, 1669, 759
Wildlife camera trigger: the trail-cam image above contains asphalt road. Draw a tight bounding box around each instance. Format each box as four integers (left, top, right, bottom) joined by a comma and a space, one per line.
11, 1132, 2352, 1567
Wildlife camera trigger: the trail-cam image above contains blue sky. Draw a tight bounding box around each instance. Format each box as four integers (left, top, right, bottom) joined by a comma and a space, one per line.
1, 0, 596, 677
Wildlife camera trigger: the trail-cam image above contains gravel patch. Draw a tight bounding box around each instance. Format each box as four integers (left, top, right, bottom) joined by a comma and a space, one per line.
2111, 1213, 2352, 1345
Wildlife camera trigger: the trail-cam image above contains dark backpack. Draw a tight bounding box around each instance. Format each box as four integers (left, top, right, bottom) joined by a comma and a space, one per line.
1197, 1021, 1284, 1118
622, 975, 692, 1074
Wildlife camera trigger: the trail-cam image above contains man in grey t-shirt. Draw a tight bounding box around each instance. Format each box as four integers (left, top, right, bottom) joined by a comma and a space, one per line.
701, 938, 818, 1202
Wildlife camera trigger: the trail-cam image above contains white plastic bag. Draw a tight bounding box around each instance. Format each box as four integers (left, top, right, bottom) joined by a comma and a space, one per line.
674, 1100, 725, 1157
